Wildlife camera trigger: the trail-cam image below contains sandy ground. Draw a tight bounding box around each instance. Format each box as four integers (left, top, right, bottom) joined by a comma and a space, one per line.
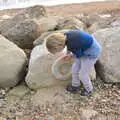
46, 1, 120, 16
0, 1, 120, 16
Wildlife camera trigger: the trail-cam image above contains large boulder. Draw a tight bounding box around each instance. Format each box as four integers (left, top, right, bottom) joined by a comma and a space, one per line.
76, 13, 102, 30
94, 27, 120, 83
76, 13, 114, 32
25, 37, 96, 90
0, 5, 46, 34
0, 5, 48, 49
3, 19, 41, 49
25, 43, 66, 90
88, 20, 111, 33
0, 35, 27, 88
37, 16, 58, 33
87, 15, 120, 33
110, 17, 120, 27
56, 16, 85, 30
77, 13, 111, 28
3, 17, 58, 49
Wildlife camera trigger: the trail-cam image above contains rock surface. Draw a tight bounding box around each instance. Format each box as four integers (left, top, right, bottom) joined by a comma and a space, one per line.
0, 5, 46, 34
25, 43, 67, 90
111, 17, 120, 27
2, 17, 58, 49
94, 27, 120, 83
0, 5, 48, 49
3, 19, 42, 49
37, 16, 58, 32
56, 16, 85, 30
76, 13, 102, 28
88, 20, 111, 33
0, 35, 27, 88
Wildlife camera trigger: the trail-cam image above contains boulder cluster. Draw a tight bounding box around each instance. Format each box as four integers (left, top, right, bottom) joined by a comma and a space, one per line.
0, 5, 120, 90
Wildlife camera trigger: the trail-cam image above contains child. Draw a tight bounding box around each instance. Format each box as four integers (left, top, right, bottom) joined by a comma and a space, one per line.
46, 30, 102, 96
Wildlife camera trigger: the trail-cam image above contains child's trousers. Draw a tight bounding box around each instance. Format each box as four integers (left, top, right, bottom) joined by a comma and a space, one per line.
72, 56, 98, 92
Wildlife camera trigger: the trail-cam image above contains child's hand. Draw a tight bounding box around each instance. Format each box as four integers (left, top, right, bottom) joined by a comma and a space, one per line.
62, 54, 73, 61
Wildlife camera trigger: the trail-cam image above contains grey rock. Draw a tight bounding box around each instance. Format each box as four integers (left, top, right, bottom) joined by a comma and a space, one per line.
111, 19, 120, 27
94, 27, 120, 83
3, 19, 42, 49
0, 35, 27, 88
3, 16, 58, 49
25, 44, 67, 90
88, 20, 111, 33
56, 16, 85, 30
0, 5, 46, 34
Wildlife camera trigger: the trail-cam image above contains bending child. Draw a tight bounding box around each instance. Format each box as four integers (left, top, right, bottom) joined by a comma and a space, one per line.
46, 30, 102, 96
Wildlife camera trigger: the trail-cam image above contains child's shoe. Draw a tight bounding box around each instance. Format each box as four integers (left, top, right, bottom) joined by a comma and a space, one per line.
80, 89, 92, 96
66, 84, 80, 93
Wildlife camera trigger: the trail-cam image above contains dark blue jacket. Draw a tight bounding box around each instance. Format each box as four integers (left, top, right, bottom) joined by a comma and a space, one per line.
65, 30, 94, 58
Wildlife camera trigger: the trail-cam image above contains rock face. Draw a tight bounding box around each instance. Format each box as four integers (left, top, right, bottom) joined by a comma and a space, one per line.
87, 14, 120, 33
88, 20, 111, 33
94, 27, 120, 83
37, 16, 58, 33
0, 5, 46, 34
26, 38, 96, 90
0, 35, 27, 88
25, 43, 66, 90
0, 10, 58, 49
4, 17, 58, 49
3, 19, 42, 49
77, 13, 102, 28
56, 16, 85, 30
0, 5, 50, 49
76, 13, 115, 33
111, 18, 120, 27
